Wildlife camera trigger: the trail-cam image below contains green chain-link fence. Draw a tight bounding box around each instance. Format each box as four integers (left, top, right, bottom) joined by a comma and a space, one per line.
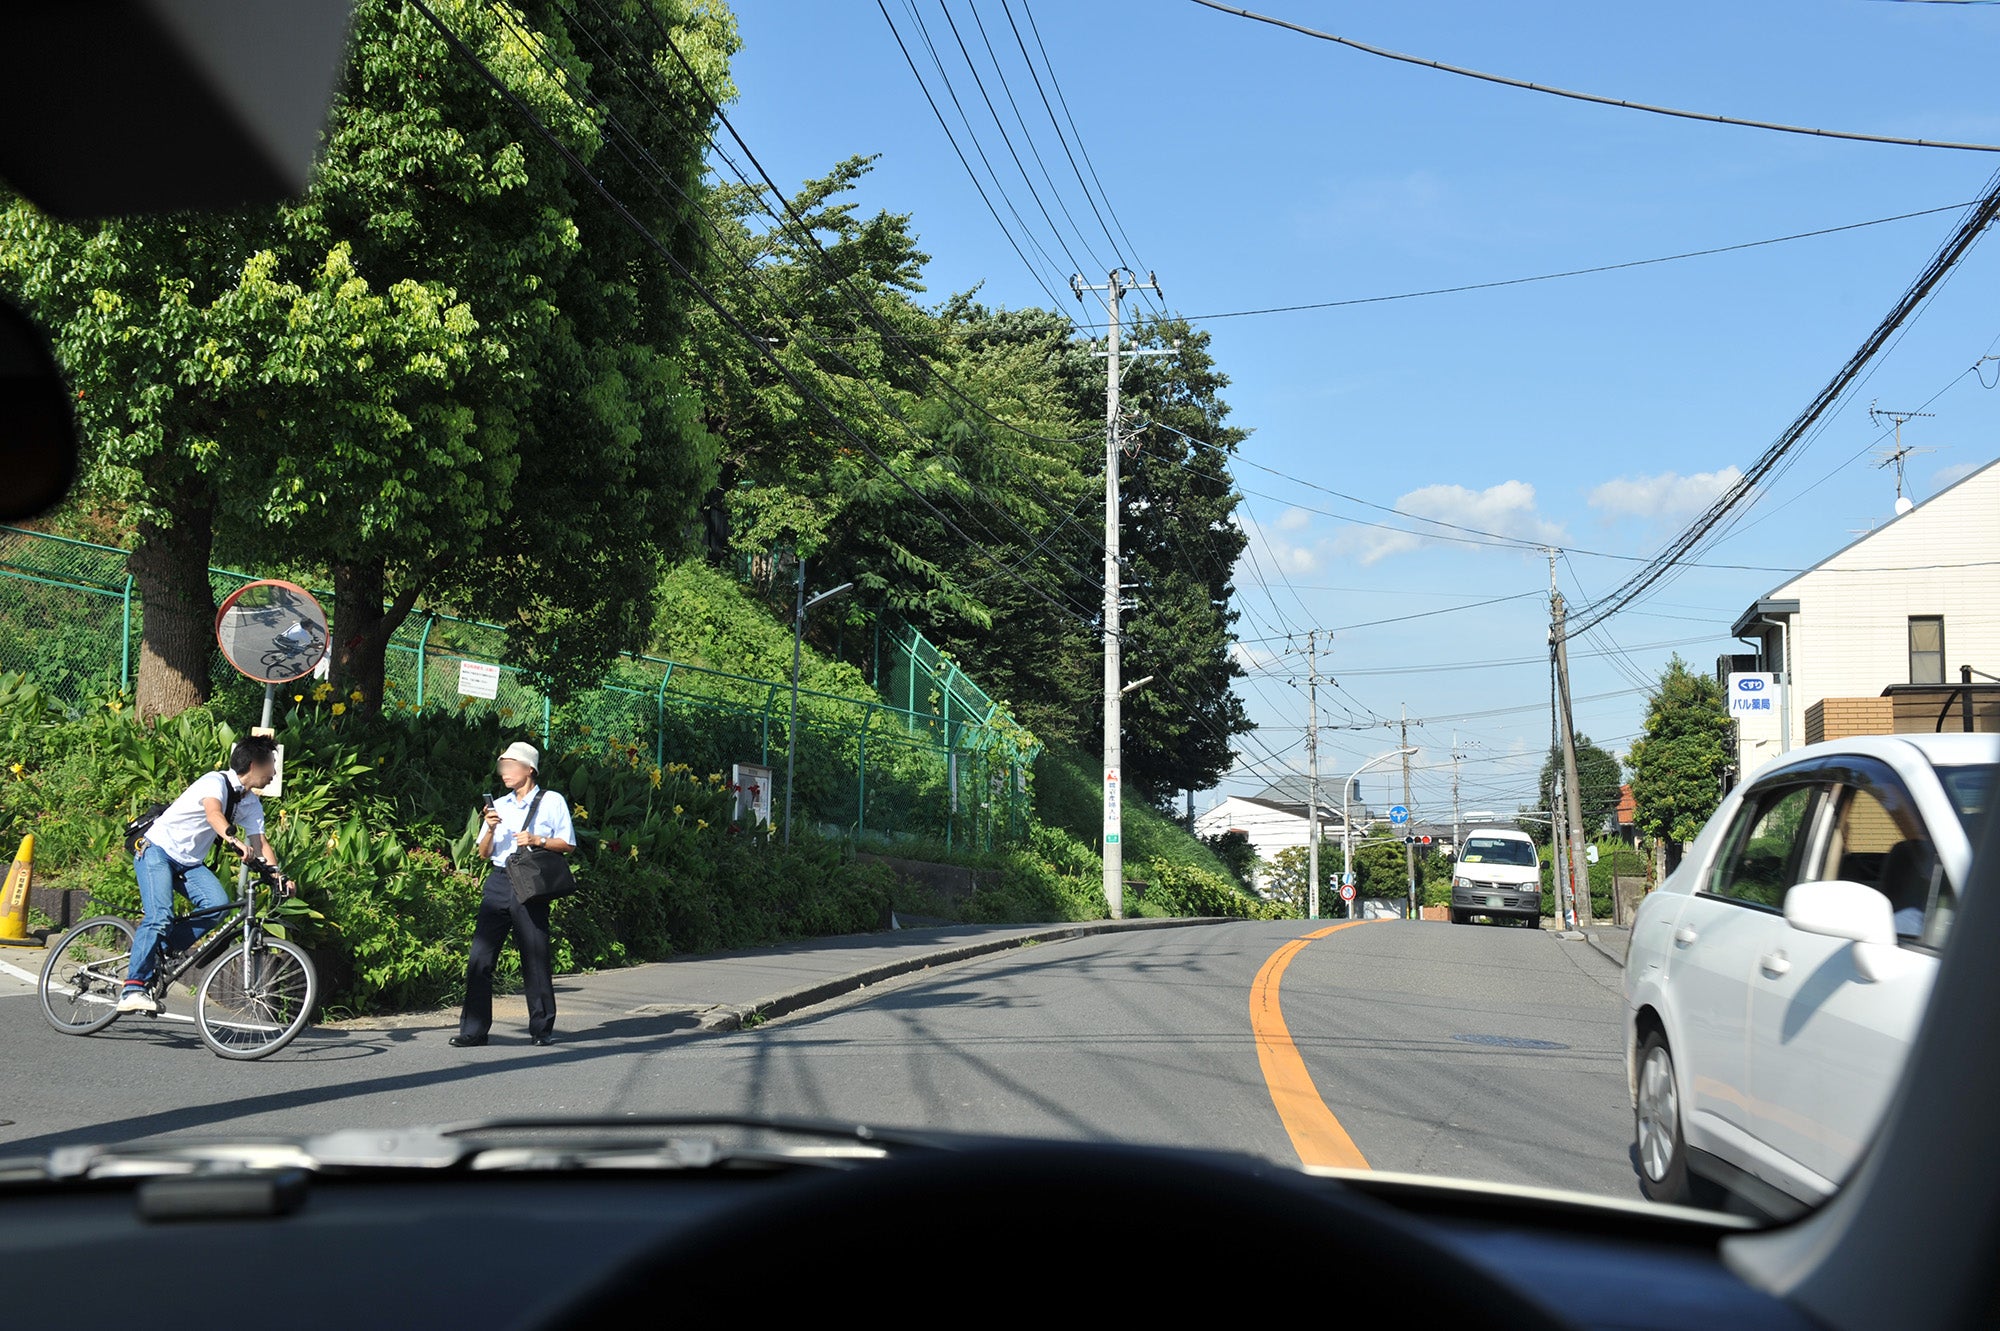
0, 525, 1036, 849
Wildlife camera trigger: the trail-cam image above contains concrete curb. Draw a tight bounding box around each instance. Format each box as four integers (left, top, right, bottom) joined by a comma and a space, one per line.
693, 915, 1239, 1032
1582, 931, 1628, 969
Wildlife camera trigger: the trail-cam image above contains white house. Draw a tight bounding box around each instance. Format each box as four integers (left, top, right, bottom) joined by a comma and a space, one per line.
1194, 776, 1359, 890
1728, 456, 2000, 780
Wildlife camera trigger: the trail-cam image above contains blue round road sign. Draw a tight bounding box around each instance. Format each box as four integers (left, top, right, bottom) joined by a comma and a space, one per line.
1389, 805, 1409, 825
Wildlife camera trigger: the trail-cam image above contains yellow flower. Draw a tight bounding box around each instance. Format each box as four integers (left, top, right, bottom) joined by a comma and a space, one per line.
8, 763, 22, 776
383, 679, 397, 690
312, 682, 332, 701
649, 768, 662, 788
292, 694, 303, 703
628, 844, 640, 860
108, 700, 123, 713
673, 804, 684, 815
696, 819, 708, 830
331, 703, 347, 717
348, 689, 364, 703
575, 807, 588, 822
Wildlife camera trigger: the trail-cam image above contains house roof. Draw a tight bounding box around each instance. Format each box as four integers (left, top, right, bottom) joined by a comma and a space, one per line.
1733, 454, 2000, 632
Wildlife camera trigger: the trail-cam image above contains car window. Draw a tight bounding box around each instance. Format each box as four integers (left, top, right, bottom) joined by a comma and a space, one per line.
1821, 779, 1953, 949
1460, 837, 1535, 867
1705, 783, 1819, 909
1936, 765, 1993, 845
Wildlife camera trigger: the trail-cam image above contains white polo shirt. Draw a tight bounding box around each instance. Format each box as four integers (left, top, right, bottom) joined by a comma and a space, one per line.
489, 784, 575, 866
148, 770, 265, 867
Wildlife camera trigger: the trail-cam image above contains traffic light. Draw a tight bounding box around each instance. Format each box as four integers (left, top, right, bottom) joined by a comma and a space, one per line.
1401, 834, 1435, 846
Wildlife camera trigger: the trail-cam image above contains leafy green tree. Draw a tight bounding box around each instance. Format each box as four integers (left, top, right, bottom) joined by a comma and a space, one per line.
1261, 844, 1311, 914
1352, 837, 1412, 900
2, 0, 735, 717
1538, 734, 1625, 835
1628, 655, 1733, 845
1202, 828, 1260, 892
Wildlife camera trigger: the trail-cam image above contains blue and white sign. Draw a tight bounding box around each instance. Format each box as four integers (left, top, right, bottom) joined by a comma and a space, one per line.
1727, 672, 1779, 718
1388, 804, 1409, 825
1341, 870, 1356, 887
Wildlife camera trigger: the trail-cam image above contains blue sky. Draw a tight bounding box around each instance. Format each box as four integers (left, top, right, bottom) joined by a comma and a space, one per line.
722, 1, 2000, 820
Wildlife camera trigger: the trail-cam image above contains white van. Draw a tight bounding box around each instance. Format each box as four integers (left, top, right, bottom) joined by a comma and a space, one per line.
1450, 827, 1543, 926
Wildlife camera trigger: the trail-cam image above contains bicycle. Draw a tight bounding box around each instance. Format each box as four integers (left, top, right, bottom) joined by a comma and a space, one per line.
38, 855, 319, 1060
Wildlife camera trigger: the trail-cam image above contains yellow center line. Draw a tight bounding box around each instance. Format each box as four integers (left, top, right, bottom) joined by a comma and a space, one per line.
1250, 920, 1371, 1170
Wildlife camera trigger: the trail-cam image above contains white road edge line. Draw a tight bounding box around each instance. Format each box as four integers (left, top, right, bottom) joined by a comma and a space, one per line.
0, 955, 199, 1024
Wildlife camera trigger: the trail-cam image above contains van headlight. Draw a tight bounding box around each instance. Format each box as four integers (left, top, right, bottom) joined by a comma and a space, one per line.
1452, 876, 1471, 889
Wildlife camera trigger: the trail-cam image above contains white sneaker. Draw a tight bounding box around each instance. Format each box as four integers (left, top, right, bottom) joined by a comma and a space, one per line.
117, 989, 159, 1014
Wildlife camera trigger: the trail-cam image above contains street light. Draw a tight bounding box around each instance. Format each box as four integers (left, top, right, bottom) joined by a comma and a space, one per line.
784, 558, 853, 847
1340, 747, 1418, 920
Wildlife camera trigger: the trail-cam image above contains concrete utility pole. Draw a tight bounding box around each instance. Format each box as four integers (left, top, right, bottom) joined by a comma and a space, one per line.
1302, 631, 1324, 919
1546, 549, 1593, 929
1400, 704, 1417, 920
1072, 268, 1164, 920
1451, 731, 1463, 856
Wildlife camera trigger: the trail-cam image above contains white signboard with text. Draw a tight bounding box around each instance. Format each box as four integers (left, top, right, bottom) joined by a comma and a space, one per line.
458, 660, 501, 700
1727, 671, 1779, 719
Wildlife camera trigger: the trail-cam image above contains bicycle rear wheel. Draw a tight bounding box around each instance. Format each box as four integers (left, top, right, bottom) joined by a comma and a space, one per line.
194, 936, 318, 1060
39, 916, 136, 1035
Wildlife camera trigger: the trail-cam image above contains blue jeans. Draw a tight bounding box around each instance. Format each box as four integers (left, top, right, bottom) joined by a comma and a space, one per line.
129, 844, 231, 985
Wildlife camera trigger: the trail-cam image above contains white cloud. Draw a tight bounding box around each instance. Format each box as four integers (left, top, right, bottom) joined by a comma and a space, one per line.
1587, 467, 1743, 521
1235, 509, 1323, 577
1337, 480, 1563, 566
1230, 641, 1280, 671
1931, 460, 1982, 491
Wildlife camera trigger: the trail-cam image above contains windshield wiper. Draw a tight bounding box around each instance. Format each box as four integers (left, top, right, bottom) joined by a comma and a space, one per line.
1, 1114, 959, 1185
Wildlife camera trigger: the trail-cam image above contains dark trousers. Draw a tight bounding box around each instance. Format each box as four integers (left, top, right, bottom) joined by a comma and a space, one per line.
459, 868, 555, 1040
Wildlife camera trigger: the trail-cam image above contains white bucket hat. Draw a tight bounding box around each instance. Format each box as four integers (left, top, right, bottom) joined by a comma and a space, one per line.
500, 741, 540, 771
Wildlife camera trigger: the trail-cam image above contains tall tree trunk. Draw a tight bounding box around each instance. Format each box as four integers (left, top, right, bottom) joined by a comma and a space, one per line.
129, 490, 216, 721
330, 559, 432, 718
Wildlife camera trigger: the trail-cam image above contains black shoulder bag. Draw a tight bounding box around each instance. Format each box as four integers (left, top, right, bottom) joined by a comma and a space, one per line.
505, 786, 579, 907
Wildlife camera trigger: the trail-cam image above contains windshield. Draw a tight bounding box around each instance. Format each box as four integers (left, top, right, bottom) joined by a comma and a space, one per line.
1460, 838, 1538, 868
1, 0, 1989, 1232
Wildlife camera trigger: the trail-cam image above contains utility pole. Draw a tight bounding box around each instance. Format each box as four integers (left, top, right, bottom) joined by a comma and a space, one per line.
1451, 730, 1463, 856
1303, 631, 1323, 919
1867, 401, 1936, 513
1400, 704, 1417, 920
1073, 268, 1164, 920
1546, 548, 1593, 929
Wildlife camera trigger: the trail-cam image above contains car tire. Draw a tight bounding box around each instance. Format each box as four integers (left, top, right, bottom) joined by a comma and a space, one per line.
1449, 909, 1467, 924
1634, 1029, 1717, 1207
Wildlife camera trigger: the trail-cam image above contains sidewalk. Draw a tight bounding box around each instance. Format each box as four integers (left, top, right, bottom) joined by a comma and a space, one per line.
327, 915, 1236, 1036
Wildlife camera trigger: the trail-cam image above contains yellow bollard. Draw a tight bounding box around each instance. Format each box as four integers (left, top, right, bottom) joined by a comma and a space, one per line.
0, 834, 37, 946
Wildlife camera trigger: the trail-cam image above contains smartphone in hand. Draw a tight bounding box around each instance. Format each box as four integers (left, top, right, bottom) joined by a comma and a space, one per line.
480, 793, 495, 811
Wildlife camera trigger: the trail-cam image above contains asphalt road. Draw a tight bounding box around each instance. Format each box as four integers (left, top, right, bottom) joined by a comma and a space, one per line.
0, 920, 1639, 1200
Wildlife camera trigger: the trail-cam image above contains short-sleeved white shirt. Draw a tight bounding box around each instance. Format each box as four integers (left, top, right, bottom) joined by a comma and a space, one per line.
148, 770, 264, 867
489, 784, 574, 866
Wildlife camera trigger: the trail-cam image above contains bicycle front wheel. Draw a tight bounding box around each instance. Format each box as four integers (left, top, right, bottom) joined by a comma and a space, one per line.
39, 916, 136, 1035
194, 936, 318, 1060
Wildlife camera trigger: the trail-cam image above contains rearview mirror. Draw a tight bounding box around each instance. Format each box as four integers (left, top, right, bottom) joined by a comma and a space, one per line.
0, 298, 78, 520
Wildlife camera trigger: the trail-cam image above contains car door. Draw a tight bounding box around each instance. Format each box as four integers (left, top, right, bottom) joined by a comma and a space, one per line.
1747, 759, 1949, 1197
1669, 780, 1825, 1149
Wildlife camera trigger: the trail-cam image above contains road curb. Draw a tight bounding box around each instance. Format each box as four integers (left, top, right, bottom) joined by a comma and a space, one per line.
1582, 932, 1627, 969
694, 915, 1239, 1032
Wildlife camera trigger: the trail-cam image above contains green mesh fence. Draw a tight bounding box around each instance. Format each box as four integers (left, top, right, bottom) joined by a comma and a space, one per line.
0, 526, 1036, 848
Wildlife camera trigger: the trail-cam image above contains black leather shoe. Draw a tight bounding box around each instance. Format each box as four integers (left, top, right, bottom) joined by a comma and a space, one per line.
531, 1035, 556, 1046
448, 1035, 487, 1047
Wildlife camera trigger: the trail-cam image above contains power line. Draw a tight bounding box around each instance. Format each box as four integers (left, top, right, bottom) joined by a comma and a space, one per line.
1569, 170, 2000, 634
1064, 201, 1975, 328
414, 0, 1103, 637
1189, 0, 2000, 154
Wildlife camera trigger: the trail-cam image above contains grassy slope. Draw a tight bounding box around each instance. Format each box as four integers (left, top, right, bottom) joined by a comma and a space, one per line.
1034, 745, 1237, 882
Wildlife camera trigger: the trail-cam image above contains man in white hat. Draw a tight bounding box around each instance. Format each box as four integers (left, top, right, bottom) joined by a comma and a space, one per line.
452, 740, 573, 1047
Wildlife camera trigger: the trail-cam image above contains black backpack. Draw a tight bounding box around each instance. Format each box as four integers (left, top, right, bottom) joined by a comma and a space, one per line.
125, 772, 245, 858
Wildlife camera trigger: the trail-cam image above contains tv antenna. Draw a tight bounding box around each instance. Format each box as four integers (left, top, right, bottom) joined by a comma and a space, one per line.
1867, 401, 1936, 514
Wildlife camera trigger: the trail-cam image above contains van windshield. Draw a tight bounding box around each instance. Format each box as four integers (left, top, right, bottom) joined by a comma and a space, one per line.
1461, 837, 1538, 867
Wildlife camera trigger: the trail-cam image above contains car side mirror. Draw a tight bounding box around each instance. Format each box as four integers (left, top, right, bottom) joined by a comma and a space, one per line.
1785, 879, 1897, 945
0, 298, 79, 520
1784, 879, 1916, 982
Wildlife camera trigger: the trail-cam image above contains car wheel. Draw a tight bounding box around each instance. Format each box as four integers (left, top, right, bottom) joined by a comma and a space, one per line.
1449, 909, 1466, 925
1635, 1029, 1705, 1205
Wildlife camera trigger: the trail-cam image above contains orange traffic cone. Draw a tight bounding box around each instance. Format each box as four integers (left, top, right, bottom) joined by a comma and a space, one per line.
0, 834, 37, 946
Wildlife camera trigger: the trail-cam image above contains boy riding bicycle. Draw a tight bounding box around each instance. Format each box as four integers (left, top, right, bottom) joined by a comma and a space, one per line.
121, 735, 291, 1013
